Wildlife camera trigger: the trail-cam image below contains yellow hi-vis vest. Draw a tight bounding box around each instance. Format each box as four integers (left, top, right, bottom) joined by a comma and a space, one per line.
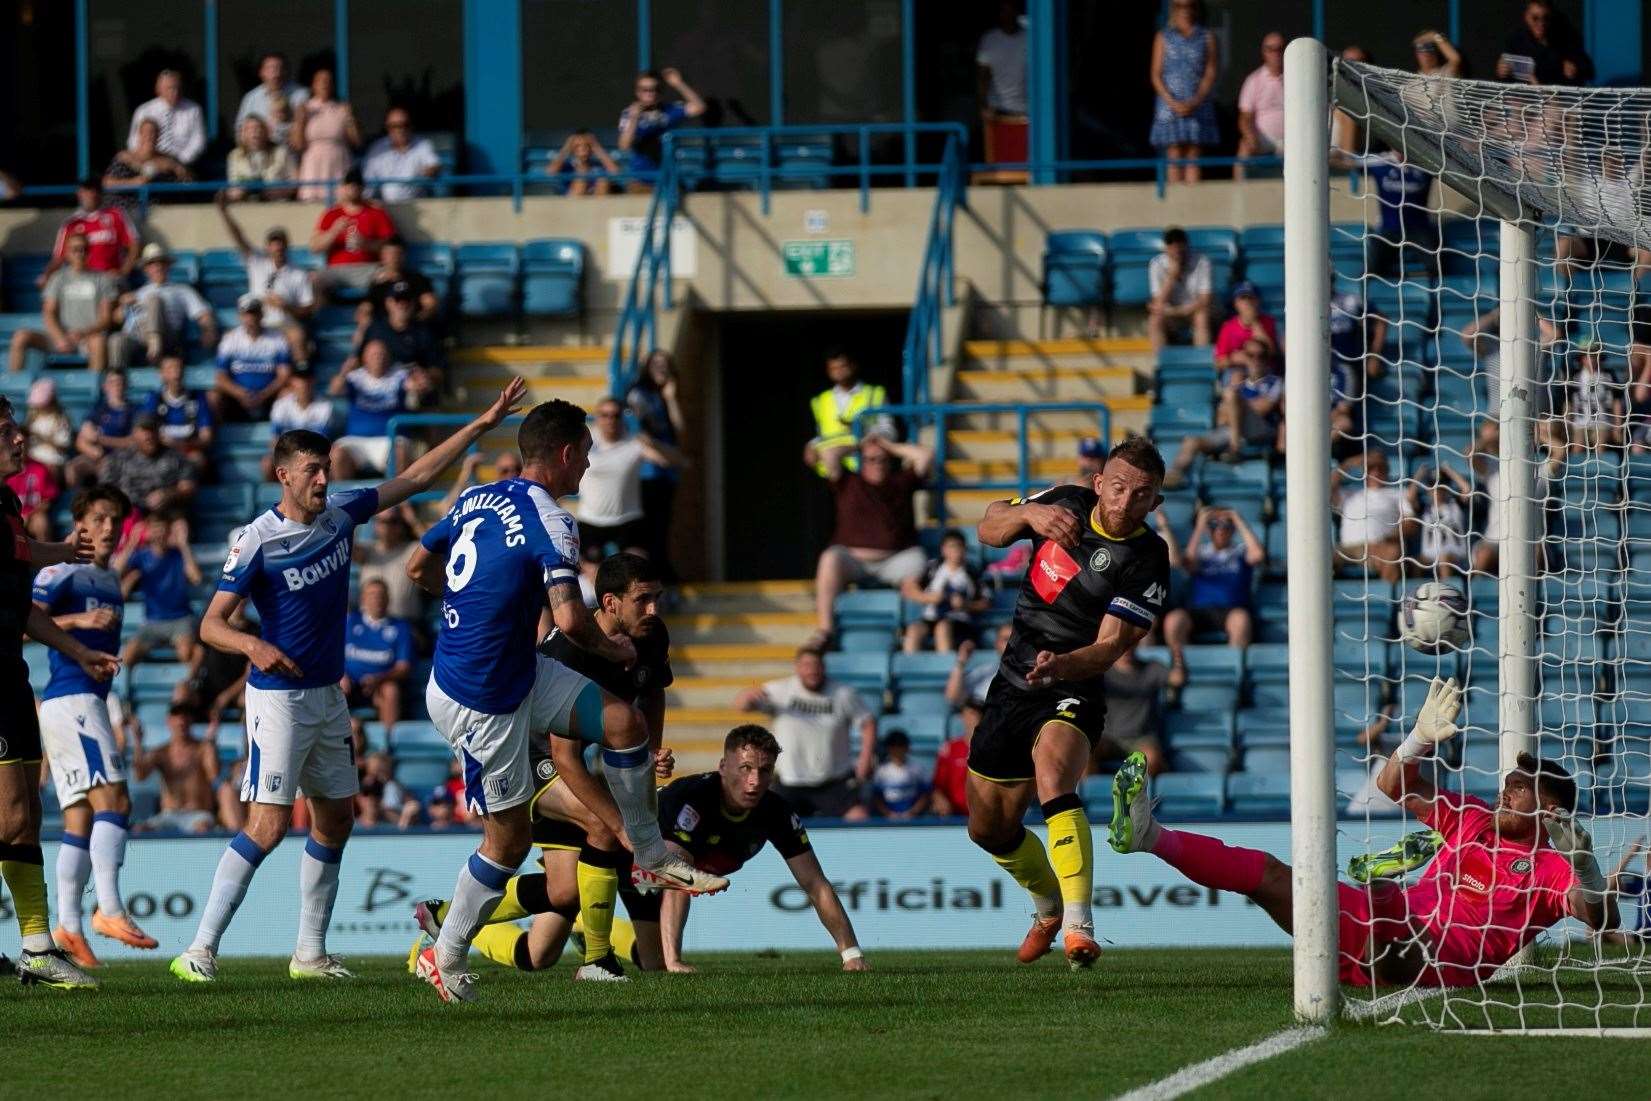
810, 384, 887, 476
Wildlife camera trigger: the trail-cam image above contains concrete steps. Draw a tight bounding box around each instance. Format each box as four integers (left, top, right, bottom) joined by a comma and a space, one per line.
673, 579, 814, 615
668, 611, 817, 646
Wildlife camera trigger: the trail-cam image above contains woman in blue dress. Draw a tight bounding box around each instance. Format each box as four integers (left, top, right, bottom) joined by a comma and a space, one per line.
1150, 0, 1220, 183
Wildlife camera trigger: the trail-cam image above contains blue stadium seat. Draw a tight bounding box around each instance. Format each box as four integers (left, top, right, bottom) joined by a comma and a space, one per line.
1165, 711, 1235, 750
1225, 771, 1291, 817
833, 590, 900, 652
824, 651, 891, 715
1180, 646, 1241, 687
1180, 682, 1237, 713
1154, 773, 1225, 818
1042, 231, 1107, 309
406, 243, 455, 302
396, 757, 449, 792
1, 254, 51, 313
1170, 746, 1231, 773
1238, 224, 1286, 256
775, 135, 834, 188
891, 652, 959, 715
1236, 708, 1290, 747
522, 239, 585, 317
454, 242, 521, 317
199, 248, 249, 307
1183, 227, 1239, 263
878, 712, 947, 755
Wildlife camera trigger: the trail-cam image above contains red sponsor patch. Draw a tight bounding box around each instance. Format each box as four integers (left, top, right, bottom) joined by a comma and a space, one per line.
1031, 541, 1079, 604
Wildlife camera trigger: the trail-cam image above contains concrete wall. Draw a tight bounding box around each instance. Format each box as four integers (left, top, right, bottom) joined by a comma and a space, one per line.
0, 179, 1373, 323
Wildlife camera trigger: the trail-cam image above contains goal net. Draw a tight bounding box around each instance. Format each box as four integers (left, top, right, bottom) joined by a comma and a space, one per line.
1284, 44, 1651, 1032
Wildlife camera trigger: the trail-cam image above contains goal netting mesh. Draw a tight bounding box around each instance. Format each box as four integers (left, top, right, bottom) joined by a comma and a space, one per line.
1325, 59, 1650, 1030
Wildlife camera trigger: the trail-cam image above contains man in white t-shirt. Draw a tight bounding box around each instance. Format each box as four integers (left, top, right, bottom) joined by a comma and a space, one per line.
362, 108, 442, 202
976, 2, 1028, 118
734, 647, 877, 819
1235, 32, 1286, 176
1333, 449, 1415, 582
576, 396, 682, 564
216, 195, 316, 367
119, 244, 218, 366
1147, 227, 1213, 350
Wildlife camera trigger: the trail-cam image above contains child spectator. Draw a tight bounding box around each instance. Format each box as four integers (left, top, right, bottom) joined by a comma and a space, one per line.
546, 130, 619, 196
867, 730, 931, 819
900, 528, 988, 653
118, 509, 202, 671
1541, 338, 1622, 476
424, 783, 459, 829
356, 751, 418, 829
67, 368, 137, 487
1408, 464, 1473, 580
342, 578, 415, 733
24, 379, 73, 479
6, 453, 60, 539
142, 354, 215, 466
327, 337, 431, 478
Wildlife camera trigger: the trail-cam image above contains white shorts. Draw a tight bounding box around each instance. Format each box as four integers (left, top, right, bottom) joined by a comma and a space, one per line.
427, 676, 535, 817
240, 684, 359, 805
40, 694, 126, 807
334, 436, 391, 475
526, 655, 598, 740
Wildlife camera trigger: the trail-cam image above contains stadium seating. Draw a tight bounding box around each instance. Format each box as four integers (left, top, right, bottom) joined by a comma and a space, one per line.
522, 239, 586, 317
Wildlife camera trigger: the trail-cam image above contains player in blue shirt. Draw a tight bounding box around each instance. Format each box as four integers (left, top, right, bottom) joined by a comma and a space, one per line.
341, 577, 415, 732
117, 509, 203, 674
405, 398, 726, 1002
33, 486, 156, 967
168, 377, 526, 986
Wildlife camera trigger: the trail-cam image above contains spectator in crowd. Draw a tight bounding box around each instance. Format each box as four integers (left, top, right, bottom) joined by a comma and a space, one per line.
216, 758, 248, 833
1330, 278, 1388, 388
41, 178, 138, 286
101, 414, 198, 519
264, 371, 334, 478
423, 784, 460, 830
118, 243, 217, 366
1604, 839, 1650, 947
356, 752, 419, 829
867, 730, 931, 819
25, 379, 73, 482
1342, 143, 1437, 282
353, 237, 440, 341
1146, 227, 1212, 350
173, 604, 252, 739
976, 1, 1029, 179
216, 197, 316, 368
131, 705, 220, 834
362, 107, 442, 202
351, 282, 444, 384
1213, 282, 1279, 371
1091, 643, 1179, 776
1161, 507, 1264, 669
328, 337, 432, 478
626, 349, 688, 577
1234, 32, 1285, 178
67, 369, 137, 487
294, 68, 361, 202
1163, 339, 1282, 487
1072, 436, 1107, 484
945, 621, 1013, 719
546, 130, 619, 196
225, 114, 296, 202
1462, 303, 1561, 387
804, 347, 892, 477
127, 69, 206, 168
142, 354, 215, 466
310, 167, 396, 297
1149, 0, 1219, 184
106, 118, 192, 198
809, 433, 934, 648
1407, 463, 1473, 579
8, 233, 118, 374
618, 67, 707, 193
432, 451, 494, 517
210, 293, 293, 423
1498, 0, 1593, 86
900, 527, 987, 653
1412, 29, 1463, 77
1333, 44, 1374, 155
342, 578, 415, 733
1332, 448, 1414, 582
117, 509, 202, 672
734, 646, 877, 819
576, 396, 684, 565
6, 449, 59, 540
1541, 338, 1623, 475
235, 52, 308, 146
355, 506, 428, 624
929, 719, 972, 817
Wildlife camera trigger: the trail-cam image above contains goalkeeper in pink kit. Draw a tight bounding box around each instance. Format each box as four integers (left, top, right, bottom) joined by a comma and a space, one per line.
1107, 677, 1616, 986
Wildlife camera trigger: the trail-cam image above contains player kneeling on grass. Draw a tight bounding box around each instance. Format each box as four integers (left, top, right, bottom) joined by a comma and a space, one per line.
36, 485, 157, 967
1108, 677, 1616, 987
967, 436, 1171, 970
414, 725, 868, 976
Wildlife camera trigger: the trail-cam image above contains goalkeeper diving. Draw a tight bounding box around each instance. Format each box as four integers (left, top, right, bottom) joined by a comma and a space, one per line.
1108, 677, 1616, 987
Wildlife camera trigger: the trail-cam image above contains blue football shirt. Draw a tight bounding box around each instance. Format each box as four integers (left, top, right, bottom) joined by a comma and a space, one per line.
343, 612, 415, 680
126, 545, 194, 622
33, 563, 124, 700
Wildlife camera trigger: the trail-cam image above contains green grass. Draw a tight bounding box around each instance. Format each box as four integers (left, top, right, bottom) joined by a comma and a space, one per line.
2, 949, 1649, 1098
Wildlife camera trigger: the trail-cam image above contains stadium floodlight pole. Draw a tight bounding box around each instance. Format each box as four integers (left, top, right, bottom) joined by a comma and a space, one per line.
1282, 35, 1339, 1026
1497, 222, 1539, 775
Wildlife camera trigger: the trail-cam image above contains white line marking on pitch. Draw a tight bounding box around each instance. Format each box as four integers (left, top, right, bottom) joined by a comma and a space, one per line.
1110, 1026, 1328, 1101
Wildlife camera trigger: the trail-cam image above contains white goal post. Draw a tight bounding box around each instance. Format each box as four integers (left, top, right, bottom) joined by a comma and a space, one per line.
1285, 39, 1651, 1030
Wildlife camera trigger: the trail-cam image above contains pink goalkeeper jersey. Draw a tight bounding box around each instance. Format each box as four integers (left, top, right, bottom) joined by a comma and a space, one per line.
1406, 792, 1576, 983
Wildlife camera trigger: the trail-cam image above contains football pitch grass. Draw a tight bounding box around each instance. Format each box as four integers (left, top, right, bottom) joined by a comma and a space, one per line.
5, 948, 1650, 1098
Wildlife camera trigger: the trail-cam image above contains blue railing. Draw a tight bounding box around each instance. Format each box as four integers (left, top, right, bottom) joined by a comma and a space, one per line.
606, 154, 680, 397
383, 411, 526, 503
901, 132, 966, 406
854, 401, 1111, 520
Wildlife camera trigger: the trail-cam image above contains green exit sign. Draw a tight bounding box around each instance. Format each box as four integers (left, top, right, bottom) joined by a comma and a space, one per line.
783, 239, 855, 277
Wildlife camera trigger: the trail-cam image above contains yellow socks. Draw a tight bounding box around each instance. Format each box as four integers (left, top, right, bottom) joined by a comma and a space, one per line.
472, 923, 528, 969
986, 827, 1061, 919
576, 848, 623, 964
0, 843, 52, 951
1042, 796, 1094, 930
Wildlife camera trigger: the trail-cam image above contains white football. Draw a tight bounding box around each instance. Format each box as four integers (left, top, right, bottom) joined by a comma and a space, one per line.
1399, 582, 1470, 654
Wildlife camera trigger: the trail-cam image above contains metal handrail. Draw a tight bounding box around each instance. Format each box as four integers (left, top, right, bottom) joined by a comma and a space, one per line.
899, 133, 966, 407
853, 400, 1111, 519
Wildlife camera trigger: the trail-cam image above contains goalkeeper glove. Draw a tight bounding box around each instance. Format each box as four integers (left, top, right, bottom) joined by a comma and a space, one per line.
1543, 812, 1608, 898
1398, 676, 1461, 762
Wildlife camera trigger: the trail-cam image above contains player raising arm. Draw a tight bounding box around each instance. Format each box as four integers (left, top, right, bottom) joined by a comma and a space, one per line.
967, 436, 1170, 970
168, 378, 526, 985
1108, 677, 1616, 988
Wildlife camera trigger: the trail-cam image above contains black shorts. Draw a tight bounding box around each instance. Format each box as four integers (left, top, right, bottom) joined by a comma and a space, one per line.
526, 742, 577, 848
967, 673, 1106, 783
0, 657, 42, 765
579, 518, 648, 562
1186, 605, 1243, 636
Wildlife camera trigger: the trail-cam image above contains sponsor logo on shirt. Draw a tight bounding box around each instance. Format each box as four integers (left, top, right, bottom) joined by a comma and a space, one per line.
1089, 548, 1112, 572
1031, 541, 1079, 604
281, 539, 352, 592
